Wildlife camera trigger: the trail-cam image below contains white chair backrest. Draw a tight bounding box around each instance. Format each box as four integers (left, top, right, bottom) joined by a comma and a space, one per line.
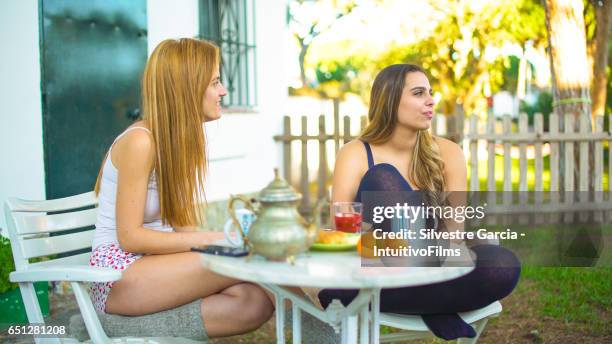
4, 191, 98, 271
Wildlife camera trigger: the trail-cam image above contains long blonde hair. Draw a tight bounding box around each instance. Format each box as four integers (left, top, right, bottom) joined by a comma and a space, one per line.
360, 64, 446, 193
95, 38, 219, 227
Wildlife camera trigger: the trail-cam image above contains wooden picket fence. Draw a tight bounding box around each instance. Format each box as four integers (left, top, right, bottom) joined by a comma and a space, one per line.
272, 113, 463, 211
273, 112, 612, 223
466, 112, 611, 224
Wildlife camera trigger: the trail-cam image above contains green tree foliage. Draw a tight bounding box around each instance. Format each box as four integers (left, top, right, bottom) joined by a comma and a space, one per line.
314, 60, 358, 99
388, 0, 547, 116
314, 0, 548, 116
0, 236, 17, 293
288, 0, 358, 88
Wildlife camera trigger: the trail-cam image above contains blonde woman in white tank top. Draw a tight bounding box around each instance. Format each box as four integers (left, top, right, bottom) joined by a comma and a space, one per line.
89, 38, 274, 338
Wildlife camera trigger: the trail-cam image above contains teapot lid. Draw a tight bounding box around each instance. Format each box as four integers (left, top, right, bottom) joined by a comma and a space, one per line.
258, 168, 302, 202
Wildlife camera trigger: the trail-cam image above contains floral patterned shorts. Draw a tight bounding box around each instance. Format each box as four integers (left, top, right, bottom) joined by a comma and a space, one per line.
89, 243, 142, 313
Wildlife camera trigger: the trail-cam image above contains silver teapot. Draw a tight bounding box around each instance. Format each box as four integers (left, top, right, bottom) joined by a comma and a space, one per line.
228, 169, 321, 261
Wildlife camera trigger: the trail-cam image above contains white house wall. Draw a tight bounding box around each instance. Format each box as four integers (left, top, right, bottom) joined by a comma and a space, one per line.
0, 0, 45, 234
0, 0, 287, 232
204, 0, 287, 201
147, 0, 199, 54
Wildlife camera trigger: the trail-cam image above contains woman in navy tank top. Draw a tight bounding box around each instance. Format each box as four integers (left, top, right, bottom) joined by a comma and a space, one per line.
320, 64, 521, 341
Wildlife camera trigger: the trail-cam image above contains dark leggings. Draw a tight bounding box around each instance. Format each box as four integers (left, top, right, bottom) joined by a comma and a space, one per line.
318, 244, 521, 315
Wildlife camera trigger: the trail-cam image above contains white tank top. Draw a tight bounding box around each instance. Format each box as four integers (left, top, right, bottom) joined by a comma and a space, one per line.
92, 126, 174, 250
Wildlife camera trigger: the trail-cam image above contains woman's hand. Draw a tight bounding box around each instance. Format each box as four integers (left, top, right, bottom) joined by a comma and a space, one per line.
200, 231, 226, 245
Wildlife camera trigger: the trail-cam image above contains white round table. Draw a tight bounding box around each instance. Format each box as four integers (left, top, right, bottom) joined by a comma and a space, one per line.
200, 250, 473, 344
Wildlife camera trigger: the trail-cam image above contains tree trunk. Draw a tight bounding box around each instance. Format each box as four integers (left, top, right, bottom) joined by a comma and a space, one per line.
296, 36, 309, 88
544, 0, 593, 192
591, 0, 612, 117
299, 47, 307, 87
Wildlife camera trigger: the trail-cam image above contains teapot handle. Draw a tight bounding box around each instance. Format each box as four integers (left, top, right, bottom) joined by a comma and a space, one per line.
228, 195, 257, 250
303, 197, 328, 247
311, 197, 327, 229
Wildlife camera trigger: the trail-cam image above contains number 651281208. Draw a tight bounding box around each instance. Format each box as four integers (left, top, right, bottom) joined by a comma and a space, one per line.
7, 324, 66, 337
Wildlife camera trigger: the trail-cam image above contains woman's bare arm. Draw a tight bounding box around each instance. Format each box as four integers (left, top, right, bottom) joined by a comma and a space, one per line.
331, 140, 369, 203
436, 137, 468, 234
437, 137, 467, 192
435, 137, 475, 265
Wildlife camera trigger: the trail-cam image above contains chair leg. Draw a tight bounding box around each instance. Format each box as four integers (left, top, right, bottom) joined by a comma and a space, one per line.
456, 318, 489, 344
292, 303, 302, 344
341, 315, 358, 344
70, 282, 112, 344
274, 293, 286, 344
359, 305, 368, 344
19, 282, 61, 344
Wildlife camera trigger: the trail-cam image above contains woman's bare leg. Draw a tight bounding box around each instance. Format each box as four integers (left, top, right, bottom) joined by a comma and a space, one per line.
200, 282, 274, 337
105, 251, 273, 336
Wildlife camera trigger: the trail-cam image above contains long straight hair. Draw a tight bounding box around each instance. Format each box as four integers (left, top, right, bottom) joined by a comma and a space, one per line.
95, 38, 219, 227
360, 64, 446, 193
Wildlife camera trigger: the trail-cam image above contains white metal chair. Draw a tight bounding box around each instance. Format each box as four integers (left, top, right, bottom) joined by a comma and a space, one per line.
286, 293, 501, 343
378, 301, 502, 343
378, 240, 503, 343
374, 233, 503, 343
4, 191, 203, 344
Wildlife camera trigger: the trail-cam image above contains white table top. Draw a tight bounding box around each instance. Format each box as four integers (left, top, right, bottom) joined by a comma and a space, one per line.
200, 250, 473, 289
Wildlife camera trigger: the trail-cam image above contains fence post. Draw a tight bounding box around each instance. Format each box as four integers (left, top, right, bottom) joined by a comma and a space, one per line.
534, 114, 544, 193
579, 115, 590, 191
456, 106, 465, 143
518, 113, 528, 192
502, 115, 512, 225
469, 115, 479, 192
534, 113, 544, 225
550, 113, 560, 224
486, 114, 496, 220
502, 115, 512, 193
283, 116, 292, 184
333, 98, 340, 154
343, 116, 351, 144
300, 116, 310, 212
318, 115, 328, 202
518, 113, 528, 224
594, 116, 603, 223
563, 113, 575, 223
579, 115, 590, 222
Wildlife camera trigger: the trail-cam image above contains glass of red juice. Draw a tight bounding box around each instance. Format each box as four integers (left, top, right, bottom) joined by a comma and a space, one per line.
333, 202, 363, 233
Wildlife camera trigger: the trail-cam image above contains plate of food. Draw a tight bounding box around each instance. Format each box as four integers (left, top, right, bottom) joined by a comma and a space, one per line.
310, 229, 361, 251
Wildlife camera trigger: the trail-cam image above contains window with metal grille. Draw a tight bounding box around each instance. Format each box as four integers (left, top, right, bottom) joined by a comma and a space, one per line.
199, 0, 257, 109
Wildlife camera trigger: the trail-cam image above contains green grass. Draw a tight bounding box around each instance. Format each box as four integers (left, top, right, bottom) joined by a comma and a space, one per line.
378, 267, 611, 340
466, 153, 611, 335
521, 266, 612, 335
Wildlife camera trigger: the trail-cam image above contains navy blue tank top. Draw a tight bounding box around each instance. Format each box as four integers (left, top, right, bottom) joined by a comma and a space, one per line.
355, 140, 414, 203
354, 139, 442, 264
354, 140, 430, 229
